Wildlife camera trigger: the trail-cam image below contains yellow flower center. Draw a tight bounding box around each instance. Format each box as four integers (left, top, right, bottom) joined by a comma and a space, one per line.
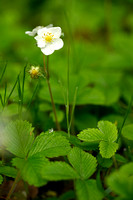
43, 32, 54, 43
45, 35, 53, 42
31, 69, 38, 75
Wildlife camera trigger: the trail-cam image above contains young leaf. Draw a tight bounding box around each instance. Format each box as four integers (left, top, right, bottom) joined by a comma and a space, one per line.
68, 147, 97, 179
0, 166, 17, 178
28, 131, 71, 158
3, 120, 34, 158
12, 155, 48, 187
99, 141, 118, 158
98, 121, 118, 142
78, 120, 118, 158
0, 175, 3, 184
42, 161, 80, 181
78, 128, 103, 142
75, 179, 104, 200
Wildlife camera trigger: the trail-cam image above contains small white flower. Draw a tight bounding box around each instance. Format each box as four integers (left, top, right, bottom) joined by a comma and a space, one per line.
34, 26, 64, 55
25, 24, 53, 37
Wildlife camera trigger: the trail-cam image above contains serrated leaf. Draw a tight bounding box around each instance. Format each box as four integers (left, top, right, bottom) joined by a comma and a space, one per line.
98, 121, 118, 142
0, 166, 17, 178
28, 131, 71, 158
75, 179, 104, 200
12, 155, 48, 187
99, 141, 118, 158
68, 147, 97, 179
78, 128, 103, 142
3, 120, 34, 158
107, 162, 133, 199
42, 161, 80, 181
0, 175, 3, 184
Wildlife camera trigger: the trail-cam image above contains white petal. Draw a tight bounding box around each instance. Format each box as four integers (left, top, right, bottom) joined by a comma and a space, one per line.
41, 46, 55, 55
25, 31, 35, 36
51, 38, 64, 50
47, 27, 62, 38
37, 27, 49, 36
37, 40, 46, 48
25, 26, 44, 37
46, 24, 53, 28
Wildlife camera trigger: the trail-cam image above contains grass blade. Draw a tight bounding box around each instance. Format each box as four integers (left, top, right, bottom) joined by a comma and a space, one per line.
0, 63, 7, 84
27, 81, 39, 110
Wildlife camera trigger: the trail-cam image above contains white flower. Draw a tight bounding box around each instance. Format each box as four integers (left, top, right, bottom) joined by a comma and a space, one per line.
34, 26, 64, 55
25, 24, 53, 36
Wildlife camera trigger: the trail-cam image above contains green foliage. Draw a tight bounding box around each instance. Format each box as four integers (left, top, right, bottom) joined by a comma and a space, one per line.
75, 179, 103, 200
12, 155, 48, 187
68, 147, 97, 180
107, 162, 133, 200
78, 121, 119, 158
3, 120, 34, 158
28, 131, 71, 158
42, 161, 79, 180
97, 154, 113, 168
122, 124, 133, 147
0, 165, 17, 178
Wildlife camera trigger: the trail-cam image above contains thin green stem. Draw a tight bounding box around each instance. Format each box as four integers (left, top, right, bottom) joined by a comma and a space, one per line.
43, 55, 61, 131
6, 171, 20, 200
112, 156, 118, 169
66, 48, 70, 137
117, 95, 133, 142
69, 87, 78, 133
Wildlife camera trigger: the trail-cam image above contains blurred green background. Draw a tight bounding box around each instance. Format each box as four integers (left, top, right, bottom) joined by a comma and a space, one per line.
1, 0, 133, 132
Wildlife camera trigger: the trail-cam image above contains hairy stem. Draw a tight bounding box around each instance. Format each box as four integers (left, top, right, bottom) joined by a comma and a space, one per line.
43, 55, 61, 131
6, 172, 20, 200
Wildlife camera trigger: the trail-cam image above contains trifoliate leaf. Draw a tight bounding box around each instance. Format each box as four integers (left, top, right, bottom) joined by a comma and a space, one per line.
78, 128, 103, 142
75, 179, 104, 200
99, 141, 118, 158
0, 166, 17, 178
12, 155, 48, 187
68, 147, 97, 180
28, 131, 71, 158
3, 120, 34, 158
0, 175, 3, 184
42, 161, 80, 181
78, 120, 118, 158
98, 121, 118, 142
107, 162, 133, 199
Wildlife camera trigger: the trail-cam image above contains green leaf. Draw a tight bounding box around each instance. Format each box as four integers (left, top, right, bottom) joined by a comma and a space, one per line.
99, 141, 118, 158
12, 155, 48, 187
78, 128, 103, 142
42, 161, 80, 181
78, 120, 118, 158
0, 175, 3, 184
107, 162, 133, 199
68, 147, 97, 179
122, 124, 133, 147
97, 154, 113, 168
28, 131, 71, 158
98, 121, 118, 142
3, 120, 34, 158
115, 154, 128, 164
0, 166, 17, 178
75, 179, 104, 200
